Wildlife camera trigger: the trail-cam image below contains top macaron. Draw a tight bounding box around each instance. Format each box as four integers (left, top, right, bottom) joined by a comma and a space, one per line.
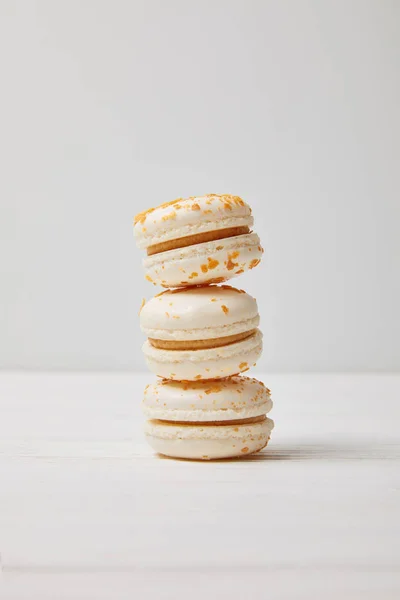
134, 194, 263, 288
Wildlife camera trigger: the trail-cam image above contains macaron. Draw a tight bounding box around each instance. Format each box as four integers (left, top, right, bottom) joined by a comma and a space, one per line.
134, 194, 263, 287
143, 375, 273, 422
142, 376, 274, 460
140, 285, 263, 380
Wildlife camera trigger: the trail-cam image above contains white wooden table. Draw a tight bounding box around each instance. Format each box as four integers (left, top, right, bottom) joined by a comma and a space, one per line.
0, 372, 399, 599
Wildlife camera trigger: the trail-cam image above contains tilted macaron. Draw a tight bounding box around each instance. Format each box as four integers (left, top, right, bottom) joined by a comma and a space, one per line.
140, 285, 263, 380
142, 376, 274, 460
134, 194, 263, 287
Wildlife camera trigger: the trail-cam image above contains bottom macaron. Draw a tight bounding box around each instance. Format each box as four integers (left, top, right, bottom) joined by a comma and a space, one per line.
144, 416, 274, 460
142, 376, 274, 460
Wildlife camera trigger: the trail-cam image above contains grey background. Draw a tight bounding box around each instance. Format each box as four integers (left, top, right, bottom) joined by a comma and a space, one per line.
1, 0, 399, 372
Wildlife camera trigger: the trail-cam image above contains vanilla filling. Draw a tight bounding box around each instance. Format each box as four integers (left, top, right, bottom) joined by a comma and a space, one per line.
151, 415, 267, 427
147, 226, 250, 256
148, 329, 257, 350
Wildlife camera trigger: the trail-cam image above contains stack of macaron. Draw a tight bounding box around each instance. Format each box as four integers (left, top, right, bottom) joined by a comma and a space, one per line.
134, 194, 274, 460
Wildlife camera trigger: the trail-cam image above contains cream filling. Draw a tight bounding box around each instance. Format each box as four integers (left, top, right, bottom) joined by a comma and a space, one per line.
142, 329, 263, 363
136, 215, 253, 250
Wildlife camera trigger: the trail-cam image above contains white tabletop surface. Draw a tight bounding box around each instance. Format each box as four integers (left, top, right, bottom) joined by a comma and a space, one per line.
0, 372, 399, 599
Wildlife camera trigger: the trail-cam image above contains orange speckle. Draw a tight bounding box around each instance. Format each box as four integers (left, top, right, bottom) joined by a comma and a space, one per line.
249, 258, 261, 269
194, 374, 203, 380
142, 227, 147, 232
216, 245, 224, 251
203, 209, 213, 214
241, 447, 249, 453
221, 305, 229, 315
188, 272, 199, 280
165, 312, 170, 318
235, 269, 244, 275
211, 298, 217, 302
191, 203, 200, 211
134, 198, 183, 225
200, 264, 208, 273
139, 298, 146, 315
241, 367, 250, 373
239, 362, 248, 369
145, 275, 153, 283
234, 427, 239, 432
225, 252, 239, 271
172, 315, 180, 319
134, 195, 246, 226
207, 257, 219, 270
134, 213, 147, 225
161, 211, 177, 221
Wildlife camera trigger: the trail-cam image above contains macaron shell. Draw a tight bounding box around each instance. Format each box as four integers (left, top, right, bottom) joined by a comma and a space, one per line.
142, 329, 263, 380
140, 285, 259, 341
142, 317, 259, 343
143, 233, 263, 288
134, 194, 252, 250
144, 417, 274, 460
142, 376, 272, 422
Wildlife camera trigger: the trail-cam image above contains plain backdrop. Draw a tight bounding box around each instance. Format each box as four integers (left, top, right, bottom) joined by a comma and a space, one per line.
0, 0, 399, 372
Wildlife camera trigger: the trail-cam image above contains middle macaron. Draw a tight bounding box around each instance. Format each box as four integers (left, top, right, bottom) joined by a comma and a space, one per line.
140, 285, 263, 380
